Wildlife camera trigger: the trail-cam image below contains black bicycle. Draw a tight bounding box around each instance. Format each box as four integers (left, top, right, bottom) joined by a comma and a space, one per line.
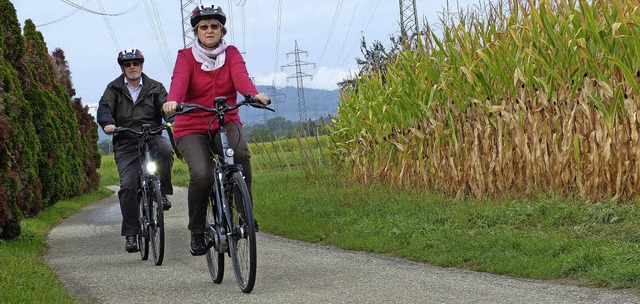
172, 95, 273, 293
114, 124, 170, 266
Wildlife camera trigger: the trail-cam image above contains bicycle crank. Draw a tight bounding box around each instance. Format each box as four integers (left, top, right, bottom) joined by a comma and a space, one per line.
206, 223, 228, 253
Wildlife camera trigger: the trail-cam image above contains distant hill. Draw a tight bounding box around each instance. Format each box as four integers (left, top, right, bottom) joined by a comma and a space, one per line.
96, 85, 340, 142
239, 85, 340, 125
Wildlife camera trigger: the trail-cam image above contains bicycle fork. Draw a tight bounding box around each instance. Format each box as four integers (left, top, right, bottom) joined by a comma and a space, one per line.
206, 171, 230, 253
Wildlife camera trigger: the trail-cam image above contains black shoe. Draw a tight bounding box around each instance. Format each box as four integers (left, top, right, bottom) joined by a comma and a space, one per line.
162, 195, 171, 211
190, 233, 206, 256
125, 235, 139, 253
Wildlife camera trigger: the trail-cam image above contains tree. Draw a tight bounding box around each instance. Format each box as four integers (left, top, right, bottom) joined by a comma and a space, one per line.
338, 36, 402, 92
0, 1, 102, 239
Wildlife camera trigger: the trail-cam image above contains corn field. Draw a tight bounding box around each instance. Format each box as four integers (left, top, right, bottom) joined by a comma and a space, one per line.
329, 0, 640, 202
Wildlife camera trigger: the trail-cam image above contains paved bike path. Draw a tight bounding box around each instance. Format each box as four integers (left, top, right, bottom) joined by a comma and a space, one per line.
45, 186, 640, 303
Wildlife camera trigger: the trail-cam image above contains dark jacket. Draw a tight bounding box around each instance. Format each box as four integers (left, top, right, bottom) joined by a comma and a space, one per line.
97, 73, 169, 151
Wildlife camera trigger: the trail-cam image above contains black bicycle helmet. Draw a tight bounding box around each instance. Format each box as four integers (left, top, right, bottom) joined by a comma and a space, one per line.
117, 48, 145, 65
190, 4, 226, 27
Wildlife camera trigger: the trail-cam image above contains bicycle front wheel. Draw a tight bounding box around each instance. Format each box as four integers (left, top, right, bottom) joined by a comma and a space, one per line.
138, 188, 149, 261
149, 180, 165, 266
227, 171, 257, 293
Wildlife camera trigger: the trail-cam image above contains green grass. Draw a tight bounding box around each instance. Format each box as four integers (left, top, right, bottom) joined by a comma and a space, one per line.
0, 188, 113, 304
253, 169, 640, 290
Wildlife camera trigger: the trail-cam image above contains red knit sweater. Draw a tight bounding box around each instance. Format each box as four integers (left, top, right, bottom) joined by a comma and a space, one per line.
167, 45, 259, 139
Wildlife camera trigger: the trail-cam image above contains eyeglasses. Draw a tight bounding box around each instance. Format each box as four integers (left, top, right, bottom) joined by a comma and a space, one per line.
123, 61, 141, 67
198, 23, 221, 31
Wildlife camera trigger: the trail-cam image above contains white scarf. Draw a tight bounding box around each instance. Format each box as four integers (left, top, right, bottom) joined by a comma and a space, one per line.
192, 39, 227, 72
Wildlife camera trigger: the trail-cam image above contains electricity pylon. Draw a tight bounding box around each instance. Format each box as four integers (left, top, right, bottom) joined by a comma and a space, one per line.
180, 0, 199, 48
399, 0, 419, 47
281, 40, 315, 124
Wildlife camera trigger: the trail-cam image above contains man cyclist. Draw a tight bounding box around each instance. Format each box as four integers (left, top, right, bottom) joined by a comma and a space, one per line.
97, 48, 175, 253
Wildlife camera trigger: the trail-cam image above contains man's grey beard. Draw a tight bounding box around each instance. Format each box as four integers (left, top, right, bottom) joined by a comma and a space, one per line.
125, 71, 141, 80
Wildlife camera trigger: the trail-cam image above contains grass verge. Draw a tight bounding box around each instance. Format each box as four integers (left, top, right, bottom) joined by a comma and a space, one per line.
253, 169, 640, 291
0, 188, 113, 304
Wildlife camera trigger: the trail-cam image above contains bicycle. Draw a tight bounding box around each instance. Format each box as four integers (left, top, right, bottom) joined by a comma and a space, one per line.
171, 94, 273, 293
114, 123, 171, 266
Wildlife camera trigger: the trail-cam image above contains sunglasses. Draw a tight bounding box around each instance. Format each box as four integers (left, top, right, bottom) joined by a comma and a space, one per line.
198, 23, 221, 31
123, 61, 141, 67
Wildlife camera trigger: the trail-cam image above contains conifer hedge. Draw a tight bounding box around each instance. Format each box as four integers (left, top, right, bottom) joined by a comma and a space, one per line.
0, 0, 100, 239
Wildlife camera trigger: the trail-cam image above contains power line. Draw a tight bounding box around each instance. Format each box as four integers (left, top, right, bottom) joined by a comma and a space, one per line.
36, 0, 91, 27
315, 0, 344, 69
142, 0, 174, 74
272, 0, 283, 81
96, 0, 120, 52
58, 0, 143, 16
317, 0, 360, 91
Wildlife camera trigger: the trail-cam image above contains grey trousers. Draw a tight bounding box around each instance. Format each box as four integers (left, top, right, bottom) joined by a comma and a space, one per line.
114, 135, 174, 236
175, 122, 251, 234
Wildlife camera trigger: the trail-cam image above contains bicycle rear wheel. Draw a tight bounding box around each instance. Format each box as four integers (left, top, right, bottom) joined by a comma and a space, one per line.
227, 171, 257, 293
149, 180, 164, 266
205, 198, 224, 284
138, 188, 149, 260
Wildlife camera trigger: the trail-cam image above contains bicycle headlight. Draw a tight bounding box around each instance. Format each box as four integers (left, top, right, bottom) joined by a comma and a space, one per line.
225, 148, 234, 157
146, 161, 157, 174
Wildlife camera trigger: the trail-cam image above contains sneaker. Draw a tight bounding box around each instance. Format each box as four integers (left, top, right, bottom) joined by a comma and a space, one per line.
162, 195, 171, 211
190, 233, 206, 256
125, 235, 139, 253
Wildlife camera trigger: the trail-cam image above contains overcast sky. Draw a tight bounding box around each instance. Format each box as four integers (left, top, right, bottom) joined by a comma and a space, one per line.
12, 0, 480, 106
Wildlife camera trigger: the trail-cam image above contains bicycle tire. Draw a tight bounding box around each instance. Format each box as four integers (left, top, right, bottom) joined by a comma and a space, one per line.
138, 187, 150, 260
205, 197, 224, 284
227, 171, 257, 293
149, 180, 165, 266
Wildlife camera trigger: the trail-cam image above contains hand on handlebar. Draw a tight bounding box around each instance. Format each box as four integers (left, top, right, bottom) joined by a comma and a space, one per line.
163, 101, 179, 115
104, 124, 117, 135
253, 93, 271, 105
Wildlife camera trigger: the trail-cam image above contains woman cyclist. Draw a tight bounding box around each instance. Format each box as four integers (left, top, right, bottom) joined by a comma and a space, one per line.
162, 3, 270, 256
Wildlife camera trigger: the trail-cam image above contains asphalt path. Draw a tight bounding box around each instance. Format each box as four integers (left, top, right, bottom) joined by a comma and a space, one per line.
45, 186, 640, 304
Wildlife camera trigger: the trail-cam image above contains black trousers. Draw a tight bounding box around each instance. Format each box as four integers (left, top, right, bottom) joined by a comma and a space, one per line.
114, 135, 174, 236
175, 122, 251, 234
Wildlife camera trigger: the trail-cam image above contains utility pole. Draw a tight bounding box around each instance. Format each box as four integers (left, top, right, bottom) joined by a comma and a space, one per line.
180, 0, 199, 48
399, 0, 419, 47
281, 40, 315, 124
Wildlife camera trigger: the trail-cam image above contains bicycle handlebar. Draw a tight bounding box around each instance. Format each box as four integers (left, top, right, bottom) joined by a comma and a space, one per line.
113, 124, 168, 137
171, 94, 274, 118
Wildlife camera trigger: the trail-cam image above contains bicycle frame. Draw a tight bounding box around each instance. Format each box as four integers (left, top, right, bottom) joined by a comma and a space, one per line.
208, 97, 246, 252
